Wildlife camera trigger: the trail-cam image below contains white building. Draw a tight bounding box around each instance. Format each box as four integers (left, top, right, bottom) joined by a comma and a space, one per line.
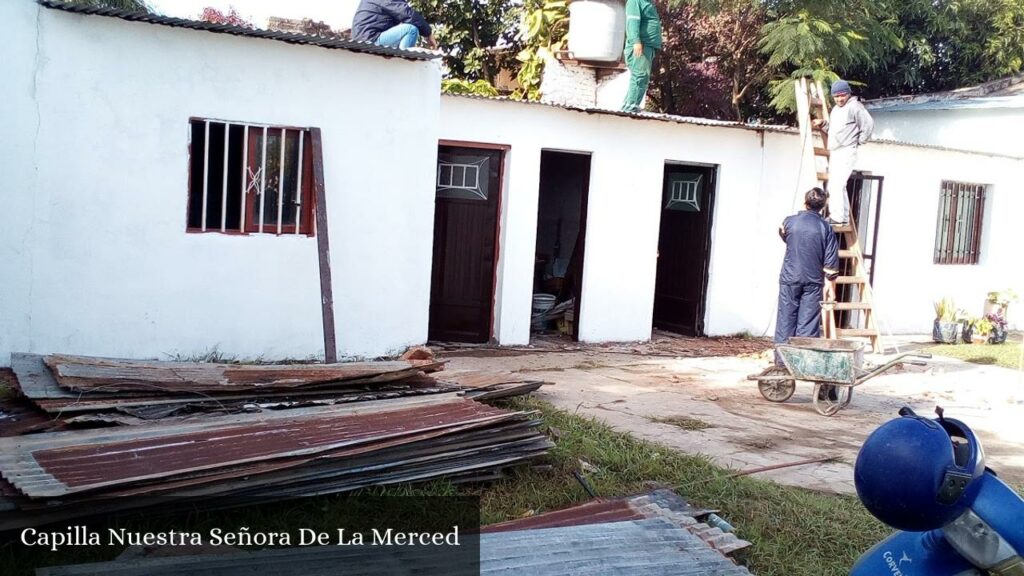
867, 75, 1024, 157
2, 0, 1021, 366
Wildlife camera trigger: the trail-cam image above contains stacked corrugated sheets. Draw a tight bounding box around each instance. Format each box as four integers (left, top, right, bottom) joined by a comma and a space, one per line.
34, 490, 753, 576
0, 353, 551, 530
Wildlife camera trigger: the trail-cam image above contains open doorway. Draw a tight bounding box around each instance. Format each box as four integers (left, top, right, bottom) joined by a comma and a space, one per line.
531, 151, 591, 341
428, 143, 505, 343
652, 163, 717, 336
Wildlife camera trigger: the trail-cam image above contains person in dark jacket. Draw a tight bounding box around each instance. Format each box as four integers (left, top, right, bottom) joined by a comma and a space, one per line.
621, 0, 662, 112
774, 187, 840, 364
351, 0, 436, 50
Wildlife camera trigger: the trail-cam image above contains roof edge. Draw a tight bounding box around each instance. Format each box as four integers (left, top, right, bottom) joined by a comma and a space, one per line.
37, 0, 439, 62
444, 94, 1024, 160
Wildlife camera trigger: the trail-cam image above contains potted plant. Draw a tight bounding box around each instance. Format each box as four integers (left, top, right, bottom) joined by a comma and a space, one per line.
932, 298, 961, 344
961, 315, 977, 344
969, 316, 993, 344
986, 311, 1009, 344
985, 289, 1018, 318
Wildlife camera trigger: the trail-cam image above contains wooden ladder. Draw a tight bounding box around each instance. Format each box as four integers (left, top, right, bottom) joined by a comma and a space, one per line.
795, 78, 882, 353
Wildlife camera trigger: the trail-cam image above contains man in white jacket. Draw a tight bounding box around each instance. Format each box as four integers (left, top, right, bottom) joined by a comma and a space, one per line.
813, 79, 874, 225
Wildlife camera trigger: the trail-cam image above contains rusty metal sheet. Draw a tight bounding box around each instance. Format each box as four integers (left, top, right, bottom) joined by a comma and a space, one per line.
482, 489, 751, 557
0, 397, 57, 436
45, 354, 444, 393
0, 397, 511, 498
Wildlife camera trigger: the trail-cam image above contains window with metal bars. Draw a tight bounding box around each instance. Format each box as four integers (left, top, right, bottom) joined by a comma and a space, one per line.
933, 181, 986, 265
187, 119, 316, 235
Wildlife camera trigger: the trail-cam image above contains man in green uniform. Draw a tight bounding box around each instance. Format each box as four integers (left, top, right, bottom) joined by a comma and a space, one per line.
621, 0, 662, 113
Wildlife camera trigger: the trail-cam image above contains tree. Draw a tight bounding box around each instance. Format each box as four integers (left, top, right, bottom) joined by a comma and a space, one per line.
67, 0, 151, 11
649, 0, 771, 121
843, 0, 1024, 99
199, 6, 256, 29
410, 0, 522, 84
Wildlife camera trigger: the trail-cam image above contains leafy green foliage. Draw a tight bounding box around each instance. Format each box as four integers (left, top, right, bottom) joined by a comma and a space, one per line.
410, 0, 522, 83
514, 0, 569, 100
441, 78, 500, 96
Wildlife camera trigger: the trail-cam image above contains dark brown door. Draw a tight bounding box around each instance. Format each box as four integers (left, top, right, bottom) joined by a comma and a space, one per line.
653, 164, 716, 336
428, 145, 503, 343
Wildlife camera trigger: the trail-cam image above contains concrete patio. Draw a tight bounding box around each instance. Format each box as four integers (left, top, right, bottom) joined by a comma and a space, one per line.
443, 336, 1024, 495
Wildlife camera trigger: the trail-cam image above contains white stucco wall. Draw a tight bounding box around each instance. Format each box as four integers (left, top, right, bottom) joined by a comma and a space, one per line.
441, 96, 1024, 343
0, 2, 442, 365
871, 107, 1024, 158
855, 143, 1024, 332
440, 96, 786, 344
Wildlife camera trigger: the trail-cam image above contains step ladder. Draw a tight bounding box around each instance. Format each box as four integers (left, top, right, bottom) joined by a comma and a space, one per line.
794, 78, 881, 353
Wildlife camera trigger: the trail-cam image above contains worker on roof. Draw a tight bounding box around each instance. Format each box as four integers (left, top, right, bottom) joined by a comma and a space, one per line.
351, 0, 437, 50
774, 188, 840, 364
621, 0, 662, 113
813, 79, 874, 225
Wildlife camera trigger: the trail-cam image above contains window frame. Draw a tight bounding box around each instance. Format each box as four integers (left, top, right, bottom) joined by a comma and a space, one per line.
186, 118, 318, 237
933, 180, 987, 265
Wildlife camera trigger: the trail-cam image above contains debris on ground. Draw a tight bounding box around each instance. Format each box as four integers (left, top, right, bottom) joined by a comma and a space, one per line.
0, 351, 553, 530
434, 330, 772, 359
37, 490, 751, 576
483, 489, 752, 567
7, 353, 542, 421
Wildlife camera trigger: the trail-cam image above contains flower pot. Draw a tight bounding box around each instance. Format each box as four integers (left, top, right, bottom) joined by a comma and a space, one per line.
933, 320, 961, 344
961, 324, 975, 344
989, 327, 1008, 345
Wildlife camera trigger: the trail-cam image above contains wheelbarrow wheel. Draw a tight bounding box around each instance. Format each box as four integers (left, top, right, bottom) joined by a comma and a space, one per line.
757, 367, 795, 402
813, 384, 852, 416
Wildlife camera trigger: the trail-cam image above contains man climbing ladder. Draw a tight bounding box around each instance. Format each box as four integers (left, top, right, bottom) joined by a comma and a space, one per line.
795, 78, 882, 353
812, 80, 874, 225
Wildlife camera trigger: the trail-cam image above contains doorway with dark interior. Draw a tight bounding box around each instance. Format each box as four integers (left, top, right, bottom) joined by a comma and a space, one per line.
428, 143, 505, 343
652, 163, 717, 336
531, 151, 591, 341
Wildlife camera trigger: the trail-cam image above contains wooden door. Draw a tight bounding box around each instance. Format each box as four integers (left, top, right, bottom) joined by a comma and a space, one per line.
428, 145, 503, 343
653, 165, 716, 336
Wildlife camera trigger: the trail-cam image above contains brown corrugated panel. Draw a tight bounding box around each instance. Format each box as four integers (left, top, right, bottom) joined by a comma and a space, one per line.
45, 355, 444, 393
0, 397, 57, 436
482, 490, 752, 556
0, 397, 512, 497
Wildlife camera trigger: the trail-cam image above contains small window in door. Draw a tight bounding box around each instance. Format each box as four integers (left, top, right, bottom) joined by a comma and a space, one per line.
437, 153, 490, 200
665, 174, 702, 212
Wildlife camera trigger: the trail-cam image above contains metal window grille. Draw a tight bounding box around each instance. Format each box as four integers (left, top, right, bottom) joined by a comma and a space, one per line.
187, 119, 315, 236
933, 181, 986, 265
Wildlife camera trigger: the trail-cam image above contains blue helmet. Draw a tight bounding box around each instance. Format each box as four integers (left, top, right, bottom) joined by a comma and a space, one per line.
854, 408, 985, 532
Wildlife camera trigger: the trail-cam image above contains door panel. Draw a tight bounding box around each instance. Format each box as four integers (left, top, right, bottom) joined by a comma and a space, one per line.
428, 146, 502, 343
653, 165, 716, 336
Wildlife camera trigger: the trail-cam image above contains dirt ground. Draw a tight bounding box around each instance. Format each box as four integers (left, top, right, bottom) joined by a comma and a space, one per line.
440, 334, 1024, 494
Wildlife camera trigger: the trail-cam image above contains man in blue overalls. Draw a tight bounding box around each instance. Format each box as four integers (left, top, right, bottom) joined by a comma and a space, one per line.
774, 187, 840, 365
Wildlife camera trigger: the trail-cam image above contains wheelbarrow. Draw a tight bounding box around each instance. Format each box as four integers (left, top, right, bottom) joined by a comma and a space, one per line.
747, 337, 931, 416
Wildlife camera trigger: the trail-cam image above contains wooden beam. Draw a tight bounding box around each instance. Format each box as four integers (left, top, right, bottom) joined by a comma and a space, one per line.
310, 128, 337, 363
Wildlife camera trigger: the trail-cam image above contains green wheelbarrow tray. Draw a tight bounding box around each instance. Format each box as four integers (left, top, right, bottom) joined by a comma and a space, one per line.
747, 337, 931, 416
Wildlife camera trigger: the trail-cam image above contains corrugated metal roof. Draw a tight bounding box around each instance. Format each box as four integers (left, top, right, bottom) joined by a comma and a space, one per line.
37, 0, 439, 62
446, 94, 1024, 159
446, 93, 797, 135
867, 73, 1024, 111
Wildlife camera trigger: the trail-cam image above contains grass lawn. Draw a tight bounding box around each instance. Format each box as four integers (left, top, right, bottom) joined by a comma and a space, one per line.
926, 331, 1024, 370
1, 396, 889, 576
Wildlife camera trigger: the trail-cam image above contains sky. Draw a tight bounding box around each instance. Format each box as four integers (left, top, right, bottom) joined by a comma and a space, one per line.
149, 0, 361, 30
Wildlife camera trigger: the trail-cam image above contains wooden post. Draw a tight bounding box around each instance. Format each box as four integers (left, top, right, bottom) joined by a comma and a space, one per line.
310, 128, 337, 363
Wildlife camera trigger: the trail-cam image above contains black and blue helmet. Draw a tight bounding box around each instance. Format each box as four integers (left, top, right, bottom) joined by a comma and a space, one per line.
854, 408, 985, 532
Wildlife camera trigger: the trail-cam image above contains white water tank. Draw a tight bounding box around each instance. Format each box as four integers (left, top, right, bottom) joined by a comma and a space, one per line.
567, 0, 626, 62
